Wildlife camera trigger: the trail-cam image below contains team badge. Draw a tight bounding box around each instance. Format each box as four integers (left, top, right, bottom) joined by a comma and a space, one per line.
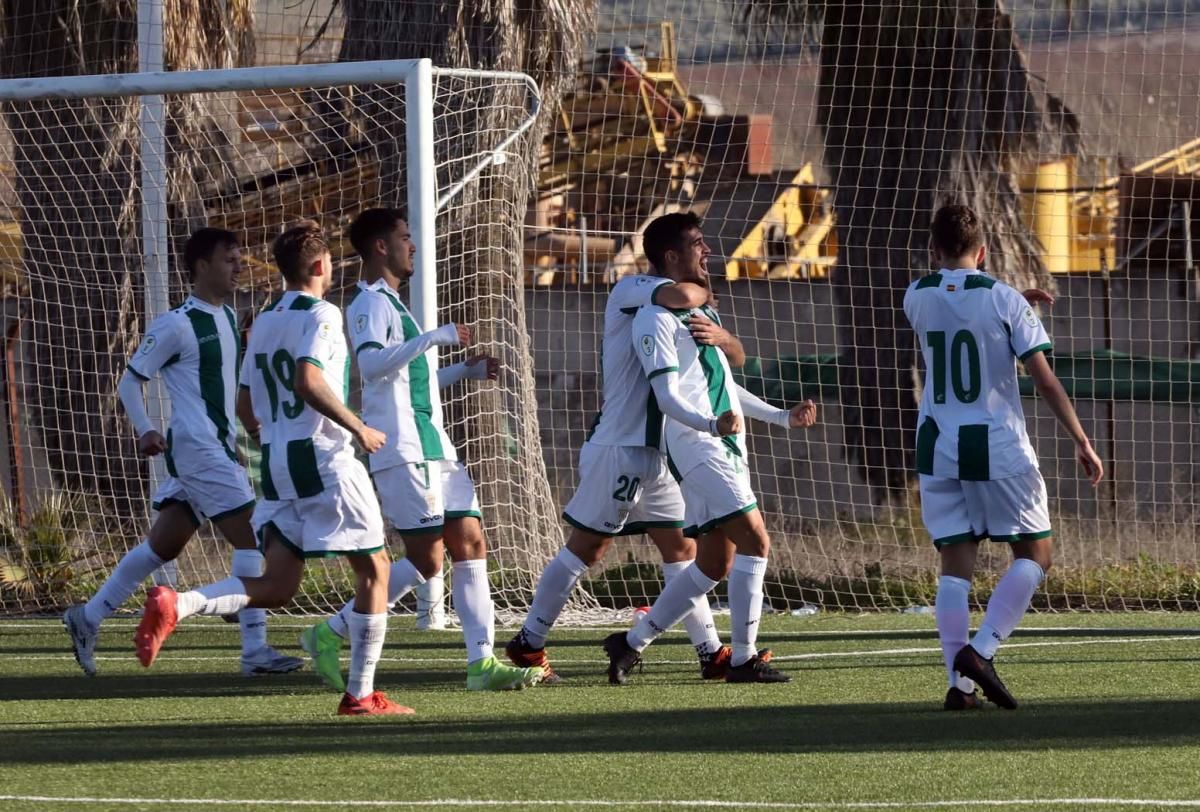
640, 335, 654, 356
318, 322, 332, 340
139, 336, 156, 355
1023, 307, 1038, 327
356, 314, 367, 334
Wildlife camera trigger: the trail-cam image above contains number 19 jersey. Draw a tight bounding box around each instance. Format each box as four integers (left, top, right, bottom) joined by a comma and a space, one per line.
241, 291, 356, 500
902, 269, 1052, 481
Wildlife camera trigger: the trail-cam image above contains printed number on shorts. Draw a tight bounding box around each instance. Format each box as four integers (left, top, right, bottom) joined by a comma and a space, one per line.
612, 475, 641, 502
255, 349, 305, 420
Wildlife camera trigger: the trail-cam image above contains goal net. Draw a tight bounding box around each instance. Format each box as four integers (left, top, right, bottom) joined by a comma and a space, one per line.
0, 60, 573, 618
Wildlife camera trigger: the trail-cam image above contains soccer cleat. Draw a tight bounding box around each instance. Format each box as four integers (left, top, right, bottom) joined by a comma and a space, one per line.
466, 655, 544, 691
725, 654, 791, 683
300, 620, 346, 692
943, 686, 982, 711
602, 631, 642, 686
62, 605, 98, 677
337, 691, 415, 716
241, 646, 305, 677
505, 634, 562, 684
134, 586, 179, 668
953, 645, 1017, 710
700, 646, 774, 680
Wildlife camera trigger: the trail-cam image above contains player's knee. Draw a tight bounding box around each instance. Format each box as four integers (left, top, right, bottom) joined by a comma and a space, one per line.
566, 533, 610, 567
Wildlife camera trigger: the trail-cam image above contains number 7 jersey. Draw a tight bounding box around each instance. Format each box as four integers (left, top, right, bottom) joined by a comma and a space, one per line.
240, 290, 357, 500
903, 269, 1052, 481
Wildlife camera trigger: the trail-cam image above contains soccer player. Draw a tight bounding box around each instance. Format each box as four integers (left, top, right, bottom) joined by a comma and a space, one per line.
904, 204, 1103, 711
134, 221, 409, 716
602, 212, 818, 685
504, 216, 749, 682
298, 208, 541, 693
62, 228, 302, 678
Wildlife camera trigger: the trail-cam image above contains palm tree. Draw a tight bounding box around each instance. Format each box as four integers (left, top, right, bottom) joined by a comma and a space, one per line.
739, 0, 1078, 503
0, 0, 254, 522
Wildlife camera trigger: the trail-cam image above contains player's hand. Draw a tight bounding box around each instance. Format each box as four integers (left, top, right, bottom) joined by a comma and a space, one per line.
465, 354, 500, 381
1077, 440, 1104, 486
137, 430, 167, 457
354, 425, 387, 455
789, 400, 818, 428
688, 313, 731, 349
1022, 288, 1055, 307
715, 410, 742, 436
455, 324, 473, 346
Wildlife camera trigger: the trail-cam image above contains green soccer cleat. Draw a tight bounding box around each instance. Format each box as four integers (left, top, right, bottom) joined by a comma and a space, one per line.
299, 620, 346, 693
466, 655, 544, 691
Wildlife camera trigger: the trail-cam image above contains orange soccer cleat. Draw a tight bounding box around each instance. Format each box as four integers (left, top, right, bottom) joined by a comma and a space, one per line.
505, 634, 561, 684
337, 691, 416, 716
134, 586, 179, 668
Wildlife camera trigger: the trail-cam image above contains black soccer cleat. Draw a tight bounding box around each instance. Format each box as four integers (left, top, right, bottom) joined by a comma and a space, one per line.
953, 645, 1017, 710
943, 686, 981, 711
602, 631, 642, 685
725, 654, 791, 683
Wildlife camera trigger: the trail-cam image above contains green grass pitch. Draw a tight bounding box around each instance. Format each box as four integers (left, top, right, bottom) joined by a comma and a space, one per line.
2, 612, 1199, 811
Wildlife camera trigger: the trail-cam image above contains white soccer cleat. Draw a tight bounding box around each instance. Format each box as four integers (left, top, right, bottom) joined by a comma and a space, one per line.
240, 645, 305, 677
62, 605, 98, 677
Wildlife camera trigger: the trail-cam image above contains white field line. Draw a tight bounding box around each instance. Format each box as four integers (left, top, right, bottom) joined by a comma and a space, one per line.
5, 634, 1198, 666
3, 795, 1200, 809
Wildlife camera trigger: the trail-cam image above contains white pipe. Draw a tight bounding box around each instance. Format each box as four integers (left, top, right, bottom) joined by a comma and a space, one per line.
406, 59, 439, 370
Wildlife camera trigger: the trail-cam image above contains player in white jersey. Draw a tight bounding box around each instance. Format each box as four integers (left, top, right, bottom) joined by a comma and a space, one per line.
298, 208, 542, 693
904, 204, 1103, 711
135, 221, 410, 716
62, 228, 301, 678
505, 219, 758, 682
601, 212, 818, 685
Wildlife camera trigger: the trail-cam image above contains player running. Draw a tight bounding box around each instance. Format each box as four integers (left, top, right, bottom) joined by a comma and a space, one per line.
298, 208, 541, 693
134, 221, 408, 716
601, 212, 818, 685
905, 204, 1103, 711
62, 228, 301, 678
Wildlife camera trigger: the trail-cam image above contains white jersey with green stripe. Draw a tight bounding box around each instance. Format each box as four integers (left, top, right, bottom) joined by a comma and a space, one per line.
903, 268, 1052, 481
346, 280, 455, 472
240, 290, 356, 500
632, 303, 746, 478
126, 295, 240, 478
586, 274, 676, 448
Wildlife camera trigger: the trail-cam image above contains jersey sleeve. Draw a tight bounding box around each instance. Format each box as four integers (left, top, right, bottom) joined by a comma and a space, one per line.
296, 304, 344, 369
347, 293, 391, 356
1002, 286, 1052, 361
632, 306, 680, 380
126, 314, 182, 381
239, 334, 254, 389
612, 275, 672, 314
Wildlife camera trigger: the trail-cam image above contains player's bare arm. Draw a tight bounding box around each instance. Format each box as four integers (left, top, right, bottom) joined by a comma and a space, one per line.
464, 354, 500, 380
236, 385, 260, 442
1022, 288, 1055, 307
653, 280, 707, 310
1023, 352, 1103, 486
293, 360, 386, 454
688, 313, 746, 367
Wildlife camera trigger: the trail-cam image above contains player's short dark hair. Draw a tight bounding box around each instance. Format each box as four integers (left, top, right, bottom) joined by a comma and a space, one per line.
183, 228, 239, 281
347, 208, 406, 258
929, 204, 984, 258
642, 211, 703, 272
273, 220, 330, 285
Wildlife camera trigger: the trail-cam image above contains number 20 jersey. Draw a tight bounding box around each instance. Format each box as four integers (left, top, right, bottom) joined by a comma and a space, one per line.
902, 269, 1052, 481
240, 290, 356, 500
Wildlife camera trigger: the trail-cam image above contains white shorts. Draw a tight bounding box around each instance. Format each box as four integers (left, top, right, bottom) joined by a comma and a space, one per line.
678, 452, 757, 538
919, 469, 1053, 549
253, 461, 385, 558
151, 459, 256, 525
372, 459, 481, 534
562, 443, 684, 536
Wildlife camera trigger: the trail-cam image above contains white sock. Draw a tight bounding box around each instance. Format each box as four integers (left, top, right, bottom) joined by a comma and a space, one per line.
452, 559, 495, 664
972, 558, 1045, 660
729, 554, 768, 666
627, 563, 719, 652
83, 539, 164, 626
522, 548, 590, 649
328, 558, 425, 639
175, 577, 250, 620
231, 550, 267, 655
936, 575, 976, 693
662, 560, 722, 656
416, 571, 445, 624
346, 610, 387, 700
